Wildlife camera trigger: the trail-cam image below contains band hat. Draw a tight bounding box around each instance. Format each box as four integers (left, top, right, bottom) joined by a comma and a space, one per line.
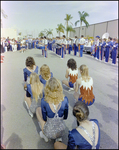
96, 36, 100, 38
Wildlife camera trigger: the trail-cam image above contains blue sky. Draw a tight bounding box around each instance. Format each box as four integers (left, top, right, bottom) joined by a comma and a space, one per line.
1, 1, 118, 37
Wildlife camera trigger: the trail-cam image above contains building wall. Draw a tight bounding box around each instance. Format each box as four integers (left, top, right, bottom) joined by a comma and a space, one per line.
1, 28, 17, 39
94, 22, 107, 38
85, 25, 94, 37
107, 20, 118, 38
70, 19, 118, 39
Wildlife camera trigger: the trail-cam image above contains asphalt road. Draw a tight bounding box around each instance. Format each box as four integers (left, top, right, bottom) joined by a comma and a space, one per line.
1, 49, 118, 149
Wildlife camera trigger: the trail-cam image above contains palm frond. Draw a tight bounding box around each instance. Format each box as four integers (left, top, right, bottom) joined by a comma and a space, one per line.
78, 11, 82, 18
75, 20, 80, 26
83, 12, 89, 18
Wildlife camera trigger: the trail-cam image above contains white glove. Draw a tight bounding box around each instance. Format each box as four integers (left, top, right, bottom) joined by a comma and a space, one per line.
113, 45, 116, 47
106, 43, 108, 45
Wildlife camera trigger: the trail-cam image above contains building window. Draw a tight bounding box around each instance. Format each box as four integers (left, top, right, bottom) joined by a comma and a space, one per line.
82, 28, 84, 30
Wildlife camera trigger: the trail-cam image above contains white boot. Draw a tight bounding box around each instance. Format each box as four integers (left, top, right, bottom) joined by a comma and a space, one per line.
55, 137, 62, 142
39, 131, 48, 142
24, 101, 33, 118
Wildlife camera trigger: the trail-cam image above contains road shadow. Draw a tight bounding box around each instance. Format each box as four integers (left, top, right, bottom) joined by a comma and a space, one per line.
22, 101, 41, 134
1, 105, 6, 143
4, 133, 23, 149
34, 54, 44, 58
93, 102, 118, 125
107, 94, 118, 105
99, 129, 118, 149
107, 83, 118, 92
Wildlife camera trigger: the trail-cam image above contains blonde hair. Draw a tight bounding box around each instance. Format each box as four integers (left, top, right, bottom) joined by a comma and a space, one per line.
30, 72, 43, 102
40, 64, 50, 80
44, 77, 64, 105
79, 64, 90, 82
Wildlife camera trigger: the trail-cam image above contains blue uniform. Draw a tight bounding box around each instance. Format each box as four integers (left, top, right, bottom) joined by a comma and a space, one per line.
41, 96, 68, 121
112, 43, 118, 64
100, 41, 106, 60
17, 41, 21, 50
67, 119, 100, 149
23, 66, 39, 82
105, 41, 113, 62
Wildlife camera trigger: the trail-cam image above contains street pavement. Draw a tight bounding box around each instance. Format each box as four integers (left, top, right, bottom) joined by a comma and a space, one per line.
1, 48, 118, 149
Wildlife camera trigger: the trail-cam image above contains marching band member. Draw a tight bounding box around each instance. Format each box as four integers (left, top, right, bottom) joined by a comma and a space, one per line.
104, 38, 113, 63
19, 38, 27, 53
75, 36, 79, 56
100, 38, 106, 61
52, 37, 56, 52
56, 36, 62, 57
61, 35, 67, 59
14, 39, 17, 52
43, 36, 48, 58
74, 36, 77, 56
90, 39, 94, 56
67, 38, 72, 54
112, 39, 118, 65
95, 36, 100, 60
79, 35, 85, 57
10, 39, 14, 51
17, 39, 21, 51
4, 40, 8, 52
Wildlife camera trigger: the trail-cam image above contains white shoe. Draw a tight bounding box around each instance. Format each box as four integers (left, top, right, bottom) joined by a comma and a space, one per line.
112, 63, 114, 65
55, 137, 62, 142
39, 131, 48, 142
68, 88, 74, 91
60, 58, 63, 59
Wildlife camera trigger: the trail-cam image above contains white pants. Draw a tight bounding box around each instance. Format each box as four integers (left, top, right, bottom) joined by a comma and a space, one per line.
4, 46, 7, 52
13, 45, 17, 52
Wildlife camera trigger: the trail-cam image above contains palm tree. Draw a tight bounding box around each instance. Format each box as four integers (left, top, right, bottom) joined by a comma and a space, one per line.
75, 11, 89, 37
56, 23, 65, 37
1, 8, 8, 28
45, 29, 53, 38
18, 32, 22, 36
64, 14, 73, 38
65, 25, 75, 39
38, 31, 45, 37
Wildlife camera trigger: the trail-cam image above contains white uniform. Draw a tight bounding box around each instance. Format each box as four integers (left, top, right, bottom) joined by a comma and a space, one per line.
44, 39, 48, 45
79, 38, 85, 45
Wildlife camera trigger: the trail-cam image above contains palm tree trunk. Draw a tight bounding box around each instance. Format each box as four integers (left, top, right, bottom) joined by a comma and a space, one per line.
80, 21, 82, 38
59, 32, 60, 37
66, 21, 68, 38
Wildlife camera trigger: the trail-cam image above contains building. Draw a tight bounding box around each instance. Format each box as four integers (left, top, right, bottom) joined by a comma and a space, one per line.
70, 19, 118, 39
1, 28, 18, 39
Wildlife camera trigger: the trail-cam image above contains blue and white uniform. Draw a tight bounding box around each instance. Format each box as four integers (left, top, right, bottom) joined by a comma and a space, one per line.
44, 38, 48, 58
23, 66, 39, 84
100, 40, 106, 60
112, 42, 118, 64
105, 41, 113, 63
61, 38, 67, 58
79, 37, 85, 57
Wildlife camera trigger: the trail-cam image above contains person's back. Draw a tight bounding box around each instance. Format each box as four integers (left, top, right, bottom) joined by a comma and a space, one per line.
36, 77, 69, 142
54, 101, 100, 149
74, 64, 95, 106
68, 119, 100, 149
68, 68, 78, 84
79, 76, 95, 106
39, 64, 53, 86
23, 56, 38, 86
